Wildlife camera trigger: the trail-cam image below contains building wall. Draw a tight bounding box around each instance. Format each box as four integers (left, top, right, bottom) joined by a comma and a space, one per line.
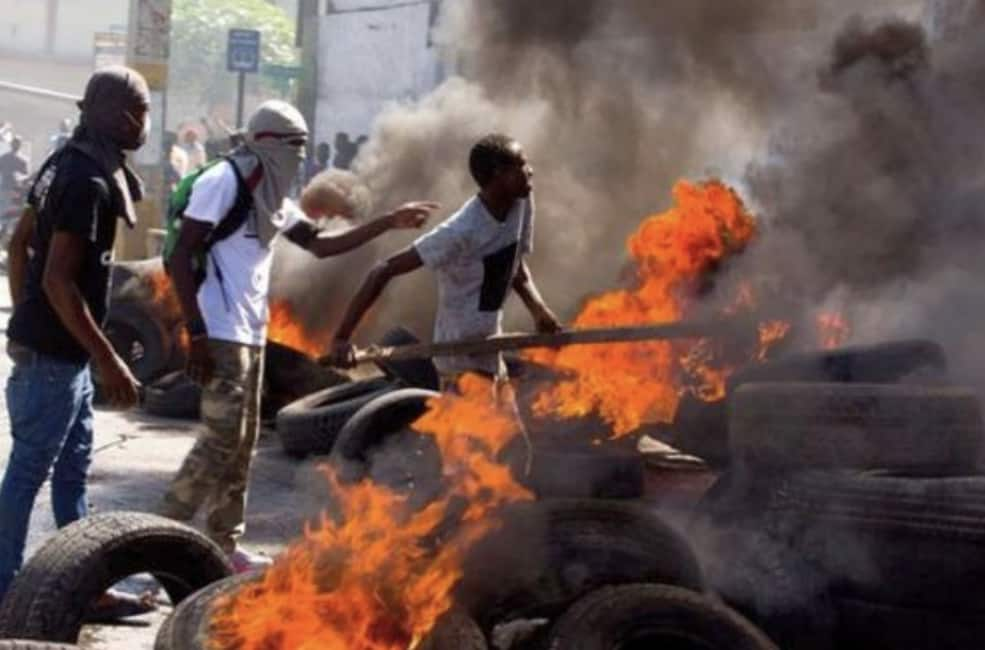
0, 0, 128, 61
312, 0, 442, 146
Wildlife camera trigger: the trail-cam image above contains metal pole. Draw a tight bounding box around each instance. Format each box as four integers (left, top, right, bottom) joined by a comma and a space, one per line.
236, 71, 246, 128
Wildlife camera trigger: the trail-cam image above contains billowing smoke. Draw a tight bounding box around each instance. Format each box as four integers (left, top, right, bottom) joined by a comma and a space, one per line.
274, 0, 985, 391
735, 6, 985, 387
331, 0, 835, 341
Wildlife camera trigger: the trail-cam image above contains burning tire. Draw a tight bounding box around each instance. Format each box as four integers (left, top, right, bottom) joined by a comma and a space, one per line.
156, 571, 486, 650
0, 512, 233, 643
456, 499, 706, 631
729, 339, 949, 387
329, 388, 444, 507
103, 300, 172, 384
543, 584, 778, 650
374, 326, 440, 390
263, 341, 349, 416
154, 571, 263, 650
275, 377, 398, 458
520, 446, 644, 500
144, 371, 202, 420
729, 383, 984, 472
334, 389, 646, 502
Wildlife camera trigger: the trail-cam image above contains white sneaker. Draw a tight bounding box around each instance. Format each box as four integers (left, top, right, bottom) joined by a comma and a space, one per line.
229, 547, 273, 574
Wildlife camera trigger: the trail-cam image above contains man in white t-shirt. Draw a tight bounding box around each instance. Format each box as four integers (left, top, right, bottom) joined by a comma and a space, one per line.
330, 134, 561, 382
158, 101, 437, 572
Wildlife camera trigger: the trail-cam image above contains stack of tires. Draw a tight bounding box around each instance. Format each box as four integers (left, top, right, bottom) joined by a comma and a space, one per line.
149, 499, 773, 650
691, 340, 985, 650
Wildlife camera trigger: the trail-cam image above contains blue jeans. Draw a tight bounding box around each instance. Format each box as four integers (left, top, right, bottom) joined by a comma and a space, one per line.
0, 353, 93, 599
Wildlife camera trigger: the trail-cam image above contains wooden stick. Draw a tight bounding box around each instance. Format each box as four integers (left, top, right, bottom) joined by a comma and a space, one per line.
322, 320, 743, 366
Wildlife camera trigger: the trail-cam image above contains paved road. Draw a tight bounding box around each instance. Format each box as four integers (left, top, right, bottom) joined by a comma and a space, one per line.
0, 276, 324, 648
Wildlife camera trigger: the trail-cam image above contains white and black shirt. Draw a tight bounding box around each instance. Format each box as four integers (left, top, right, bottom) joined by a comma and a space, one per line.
414, 194, 534, 376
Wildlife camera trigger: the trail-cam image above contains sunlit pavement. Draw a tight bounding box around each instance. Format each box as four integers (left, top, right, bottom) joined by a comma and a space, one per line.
0, 274, 320, 649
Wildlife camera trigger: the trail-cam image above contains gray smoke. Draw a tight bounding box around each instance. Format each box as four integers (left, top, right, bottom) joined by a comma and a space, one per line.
275, 0, 985, 389
734, 8, 985, 387
341, 0, 837, 341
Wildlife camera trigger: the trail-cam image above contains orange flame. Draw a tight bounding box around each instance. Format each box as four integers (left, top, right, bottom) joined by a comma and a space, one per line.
267, 300, 331, 358
817, 311, 851, 349
208, 374, 532, 650
527, 180, 783, 436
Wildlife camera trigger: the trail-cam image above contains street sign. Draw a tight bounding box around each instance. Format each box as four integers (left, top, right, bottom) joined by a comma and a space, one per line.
263, 64, 302, 80
227, 29, 261, 73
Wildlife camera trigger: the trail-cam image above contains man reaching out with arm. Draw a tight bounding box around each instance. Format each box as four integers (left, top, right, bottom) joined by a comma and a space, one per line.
330, 133, 562, 387
159, 100, 437, 572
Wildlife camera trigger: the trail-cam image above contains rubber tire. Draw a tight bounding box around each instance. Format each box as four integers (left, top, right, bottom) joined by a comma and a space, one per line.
520, 446, 645, 500
154, 571, 263, 650
103, 300, 172, 383
456, 499, 706, 631
0, 512, 233, 643
275, 377, 397, 458
769, 470, 985, 611
544, 584, 778, 650
727, 339, 949, 388
263, 340, 348, 400
333, 389, 645, 501
729, 382, 984, 472
374, 326, 440, 390
157, 571, 485, 650
330, 387, 441, 479
0, 643, 78, 649
143, 371, 202, 420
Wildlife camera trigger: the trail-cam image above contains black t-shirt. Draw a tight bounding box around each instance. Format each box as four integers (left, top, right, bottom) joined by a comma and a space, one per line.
8, 147, 119, 362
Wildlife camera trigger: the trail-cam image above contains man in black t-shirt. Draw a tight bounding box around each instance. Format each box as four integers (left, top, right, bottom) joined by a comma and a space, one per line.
0, 67, 150, 612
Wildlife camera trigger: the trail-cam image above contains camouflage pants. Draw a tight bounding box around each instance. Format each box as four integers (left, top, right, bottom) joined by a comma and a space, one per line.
158, 340, 264, 553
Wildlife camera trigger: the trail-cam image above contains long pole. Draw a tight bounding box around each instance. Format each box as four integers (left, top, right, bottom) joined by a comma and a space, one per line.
236, 71, 246, 128
321, 319, 751, 366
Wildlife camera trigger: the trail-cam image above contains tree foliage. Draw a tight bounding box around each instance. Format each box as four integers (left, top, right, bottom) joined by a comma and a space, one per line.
170, 0, 298, 108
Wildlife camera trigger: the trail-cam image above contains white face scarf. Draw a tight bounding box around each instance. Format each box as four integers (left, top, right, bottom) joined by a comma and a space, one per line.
230, 100, 308, 246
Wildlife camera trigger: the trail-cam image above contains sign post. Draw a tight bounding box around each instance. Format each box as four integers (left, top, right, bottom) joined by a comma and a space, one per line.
125, 0, 172, 260
227, 29, 261, 128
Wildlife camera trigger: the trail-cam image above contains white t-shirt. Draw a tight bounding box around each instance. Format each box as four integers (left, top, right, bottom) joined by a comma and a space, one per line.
184, 161, 309, 345
414, 195, 534, 376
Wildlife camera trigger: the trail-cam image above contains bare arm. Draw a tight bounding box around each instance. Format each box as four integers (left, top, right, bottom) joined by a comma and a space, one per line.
167, 218, 216, 385
167, 218, 212, 330
284, 201, 438, 259
334, 246, 424, 342
8, 205, 35, 305
43, 232, 139, 406
513, 259, 562, 333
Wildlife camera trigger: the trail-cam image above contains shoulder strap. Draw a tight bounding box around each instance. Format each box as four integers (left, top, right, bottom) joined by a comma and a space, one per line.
208, 156, 262, 245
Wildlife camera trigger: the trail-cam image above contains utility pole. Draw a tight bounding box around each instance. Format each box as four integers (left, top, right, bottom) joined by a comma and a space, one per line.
123, 0, 173, 260
45, 0, 58, 55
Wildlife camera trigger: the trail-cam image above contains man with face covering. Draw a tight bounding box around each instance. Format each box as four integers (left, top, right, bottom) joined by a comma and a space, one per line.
0, 66, 151, 614
158, 100, 437, 571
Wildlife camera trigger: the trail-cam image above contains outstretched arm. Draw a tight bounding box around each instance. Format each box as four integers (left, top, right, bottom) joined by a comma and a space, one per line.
513, 259, 563, 333
284, 201, 438, 259
326, 246, 425, 366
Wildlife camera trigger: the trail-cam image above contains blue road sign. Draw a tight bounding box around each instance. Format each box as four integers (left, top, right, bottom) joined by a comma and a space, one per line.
227, 29, 261, 73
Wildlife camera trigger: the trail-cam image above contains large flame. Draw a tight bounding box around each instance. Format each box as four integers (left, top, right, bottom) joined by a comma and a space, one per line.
528, 180, 783, 436
267, 299, 331, 357
208, 374, 532, 650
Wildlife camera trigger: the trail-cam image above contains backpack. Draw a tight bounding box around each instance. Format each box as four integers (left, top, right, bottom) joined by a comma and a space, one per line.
161, 156, 262, 286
